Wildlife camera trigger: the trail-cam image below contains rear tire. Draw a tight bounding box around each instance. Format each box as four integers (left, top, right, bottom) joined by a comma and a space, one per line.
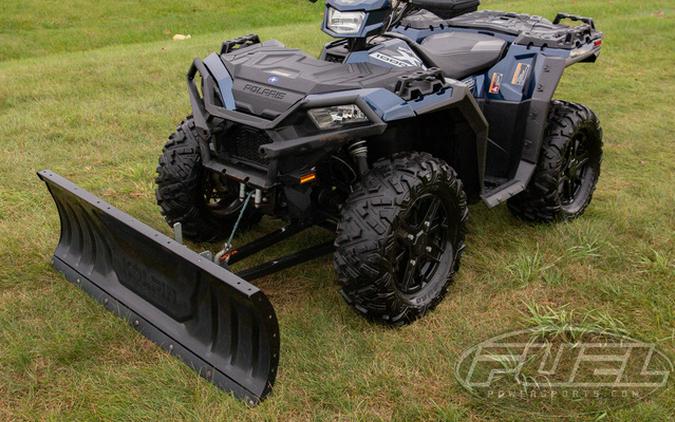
155, 118, 261, 242
508, 101, 603, 223
334, 152, 468, 325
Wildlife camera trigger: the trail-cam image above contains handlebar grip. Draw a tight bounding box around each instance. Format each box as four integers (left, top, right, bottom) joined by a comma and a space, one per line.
553, 12, 596, 30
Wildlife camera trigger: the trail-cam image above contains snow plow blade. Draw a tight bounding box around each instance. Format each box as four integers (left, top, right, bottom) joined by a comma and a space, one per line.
37, 170, 280, 404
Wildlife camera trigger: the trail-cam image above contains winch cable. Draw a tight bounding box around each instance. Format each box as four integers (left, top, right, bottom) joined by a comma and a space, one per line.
218, 191, 254, 264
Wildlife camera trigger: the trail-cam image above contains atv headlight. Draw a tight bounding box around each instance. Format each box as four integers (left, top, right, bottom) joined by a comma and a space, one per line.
326, 8, 366, 35
308, 104, 368, 130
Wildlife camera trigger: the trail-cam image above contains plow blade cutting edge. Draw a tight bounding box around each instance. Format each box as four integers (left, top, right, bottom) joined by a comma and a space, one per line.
37, 170, 280, 404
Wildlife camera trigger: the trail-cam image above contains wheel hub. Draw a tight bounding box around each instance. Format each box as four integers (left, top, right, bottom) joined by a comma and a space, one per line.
410, 222, 433, 256
561, 132, 593, 205
394, 195, 452, 294
567, 162, 581, 179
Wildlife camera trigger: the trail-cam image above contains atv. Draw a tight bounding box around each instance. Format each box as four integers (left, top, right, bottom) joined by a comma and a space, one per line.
39, 0, 603, 404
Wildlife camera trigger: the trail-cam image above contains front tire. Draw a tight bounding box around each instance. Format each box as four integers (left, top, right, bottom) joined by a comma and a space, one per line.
155, 118, 261, 242
334, 152, 468, 325
508, 101, 603, 223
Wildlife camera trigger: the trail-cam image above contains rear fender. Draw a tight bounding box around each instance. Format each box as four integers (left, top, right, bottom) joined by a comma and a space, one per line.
479, 50, 568, 207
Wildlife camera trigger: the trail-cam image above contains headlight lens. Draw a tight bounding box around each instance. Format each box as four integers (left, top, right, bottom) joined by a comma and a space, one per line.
326, 8, 366, 35
308, 104, 368, 130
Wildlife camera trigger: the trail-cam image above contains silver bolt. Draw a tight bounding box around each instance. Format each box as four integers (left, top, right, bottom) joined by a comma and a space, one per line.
424, 221, 431, 228
410, 259, 417, 266
426, 246, 433, 253
407, 234, 415, 241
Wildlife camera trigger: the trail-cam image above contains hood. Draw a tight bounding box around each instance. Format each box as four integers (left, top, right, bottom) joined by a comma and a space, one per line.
221, 42, 416, 119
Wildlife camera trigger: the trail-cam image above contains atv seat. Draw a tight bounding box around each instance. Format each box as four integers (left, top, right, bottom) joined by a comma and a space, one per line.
418, 31, 506, 80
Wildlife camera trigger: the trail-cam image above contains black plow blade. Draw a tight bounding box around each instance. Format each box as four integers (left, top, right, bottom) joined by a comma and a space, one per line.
37, 170, 280, 404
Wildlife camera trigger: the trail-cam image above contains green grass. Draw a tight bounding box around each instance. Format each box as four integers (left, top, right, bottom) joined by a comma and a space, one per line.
0, 0, 324, 61
0, 0, 673, 420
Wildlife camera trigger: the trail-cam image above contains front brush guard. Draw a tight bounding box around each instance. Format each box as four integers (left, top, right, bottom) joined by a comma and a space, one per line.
38, 170, 280, 404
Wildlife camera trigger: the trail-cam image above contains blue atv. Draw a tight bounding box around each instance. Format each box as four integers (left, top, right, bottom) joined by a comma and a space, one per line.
34, 0, 606, 404
158, 0, 604, 324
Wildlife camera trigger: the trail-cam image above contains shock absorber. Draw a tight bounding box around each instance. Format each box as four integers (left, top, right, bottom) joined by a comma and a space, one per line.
348, 140, 369, 176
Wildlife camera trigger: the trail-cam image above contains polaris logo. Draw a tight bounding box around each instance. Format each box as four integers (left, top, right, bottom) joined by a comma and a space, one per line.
243, 83, 287, 99
115, 255, 181, 311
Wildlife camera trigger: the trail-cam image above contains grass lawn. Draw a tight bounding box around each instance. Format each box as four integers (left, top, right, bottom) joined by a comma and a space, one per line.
0, 0, 673, 420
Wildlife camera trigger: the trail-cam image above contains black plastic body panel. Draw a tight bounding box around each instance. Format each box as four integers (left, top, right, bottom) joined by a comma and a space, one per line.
482, 100, 529, 179
38, 170, 280, 404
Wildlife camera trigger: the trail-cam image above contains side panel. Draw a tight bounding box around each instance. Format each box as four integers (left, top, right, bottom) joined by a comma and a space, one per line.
38, 170, 280, 404
482, 52, 566, 171
480, 48, 567, 207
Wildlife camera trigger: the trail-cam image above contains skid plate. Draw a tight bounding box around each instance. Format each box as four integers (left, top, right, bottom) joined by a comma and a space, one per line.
37, 170, 280, 404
